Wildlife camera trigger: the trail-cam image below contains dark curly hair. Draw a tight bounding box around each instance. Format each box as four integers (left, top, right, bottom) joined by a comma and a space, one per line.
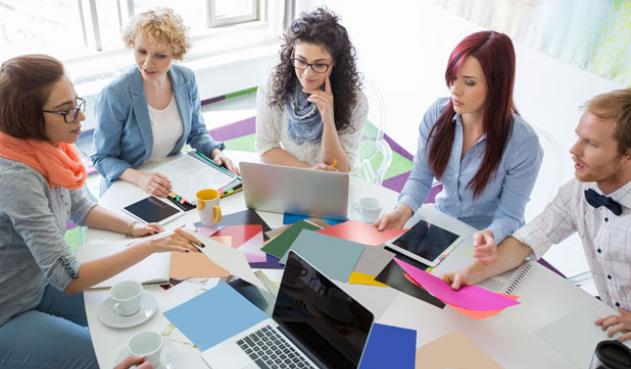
269, 7, 361, 132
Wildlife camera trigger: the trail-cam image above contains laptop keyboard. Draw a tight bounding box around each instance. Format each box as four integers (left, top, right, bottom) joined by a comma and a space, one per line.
237, 325, 317, 369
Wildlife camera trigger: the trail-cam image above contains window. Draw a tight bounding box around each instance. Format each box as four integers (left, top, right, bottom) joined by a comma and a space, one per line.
0, 0, 265, 60
208, 0, 260, 27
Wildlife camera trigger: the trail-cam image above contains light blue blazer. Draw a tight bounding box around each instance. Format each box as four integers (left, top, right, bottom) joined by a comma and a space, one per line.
91, 64, 224, 190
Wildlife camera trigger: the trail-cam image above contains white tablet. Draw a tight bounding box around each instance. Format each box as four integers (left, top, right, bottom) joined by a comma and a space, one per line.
384, 216, 463, 267
122, 196, 185, 225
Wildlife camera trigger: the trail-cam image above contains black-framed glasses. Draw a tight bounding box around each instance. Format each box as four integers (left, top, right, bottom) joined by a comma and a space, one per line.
291, 58, 331, 73
43, 97, 86, 123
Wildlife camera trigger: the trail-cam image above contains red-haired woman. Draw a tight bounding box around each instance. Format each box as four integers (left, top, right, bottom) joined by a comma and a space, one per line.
377, 31, 543, 257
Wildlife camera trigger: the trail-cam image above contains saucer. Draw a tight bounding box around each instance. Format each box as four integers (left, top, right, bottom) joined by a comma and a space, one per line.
115, 340, 180, 369
99, 293, 158, 329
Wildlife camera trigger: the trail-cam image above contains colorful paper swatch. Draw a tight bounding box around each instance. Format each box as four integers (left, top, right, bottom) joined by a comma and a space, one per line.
359, 323, 416, 369
394, 259, 520, 311
170, 251, 230, 280
348, 272, 387, 287
164, 282, 268, 351
261, 221, 321, 259
317, 220, 406, 246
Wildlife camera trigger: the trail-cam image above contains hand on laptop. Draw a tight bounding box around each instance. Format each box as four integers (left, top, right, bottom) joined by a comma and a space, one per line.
114, 355, 153, 369
312, 162, 338, 172
596, 308, 631, 342
473, 229, 498, 264
137, 172, 172, 197
376, 204, 413, 231
210, 148, 239, 175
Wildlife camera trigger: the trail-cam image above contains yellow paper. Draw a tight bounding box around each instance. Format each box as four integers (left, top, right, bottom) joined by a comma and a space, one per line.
348, 272, 387, 287
416, 331, 503, 369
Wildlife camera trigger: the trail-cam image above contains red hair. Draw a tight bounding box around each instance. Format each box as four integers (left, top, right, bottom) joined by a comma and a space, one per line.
427, 31, 517, 197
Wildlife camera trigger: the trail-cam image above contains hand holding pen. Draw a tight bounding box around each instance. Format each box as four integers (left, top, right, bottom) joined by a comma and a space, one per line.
312, 158, 338, 172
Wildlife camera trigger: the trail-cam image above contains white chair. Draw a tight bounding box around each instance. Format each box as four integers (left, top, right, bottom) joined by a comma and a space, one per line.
524, 124, 566, 222
352, 77, 393, 186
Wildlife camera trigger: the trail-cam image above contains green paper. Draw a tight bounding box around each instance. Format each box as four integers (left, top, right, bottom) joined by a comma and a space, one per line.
261, 221, 320, 259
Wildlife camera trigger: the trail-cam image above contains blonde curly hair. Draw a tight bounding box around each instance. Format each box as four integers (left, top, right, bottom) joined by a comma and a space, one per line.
122, 8, 190, 60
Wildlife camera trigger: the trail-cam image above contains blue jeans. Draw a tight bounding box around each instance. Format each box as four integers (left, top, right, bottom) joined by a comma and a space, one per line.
0, 284, 99, 369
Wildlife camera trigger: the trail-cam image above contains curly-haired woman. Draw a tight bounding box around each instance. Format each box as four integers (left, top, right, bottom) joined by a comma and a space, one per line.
91, 8, 237, 196
255, 8, 368, 172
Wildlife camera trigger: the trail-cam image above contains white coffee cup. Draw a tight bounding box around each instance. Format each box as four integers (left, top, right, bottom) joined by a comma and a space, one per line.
352, 197, 383, 223
128, 331, 163, 367
110, 280, 143, 317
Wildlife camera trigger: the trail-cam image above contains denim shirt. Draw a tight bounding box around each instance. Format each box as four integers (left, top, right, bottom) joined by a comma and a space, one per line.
91, 64, 224, 191
399, 98, 543, 243
0, 159, 96, 326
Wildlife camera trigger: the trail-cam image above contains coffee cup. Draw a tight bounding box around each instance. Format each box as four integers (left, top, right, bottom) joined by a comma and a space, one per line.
110, 280, 143, 317
352, 197, 383, 223
590, 339, 631, 369
128, 331, 163, 367
196, 189, 222, 226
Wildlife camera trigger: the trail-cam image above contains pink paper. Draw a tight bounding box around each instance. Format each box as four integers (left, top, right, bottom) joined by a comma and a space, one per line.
239, 232, 267, 263
394, 259, 520, 311
317, 220, 406, 247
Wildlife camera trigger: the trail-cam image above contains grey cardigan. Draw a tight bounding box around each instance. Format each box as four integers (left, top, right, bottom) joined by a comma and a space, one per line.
0, 158, 96, 326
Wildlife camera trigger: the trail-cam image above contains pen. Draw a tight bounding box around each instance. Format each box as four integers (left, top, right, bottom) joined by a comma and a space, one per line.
331, 158, 337, 169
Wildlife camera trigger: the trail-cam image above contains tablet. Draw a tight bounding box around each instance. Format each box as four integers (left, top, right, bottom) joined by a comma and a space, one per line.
384, 217, 462, 267
123, 196, 184, 225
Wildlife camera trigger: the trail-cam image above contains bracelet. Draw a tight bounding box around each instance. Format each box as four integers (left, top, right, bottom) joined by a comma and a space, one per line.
126, 221, 139, 237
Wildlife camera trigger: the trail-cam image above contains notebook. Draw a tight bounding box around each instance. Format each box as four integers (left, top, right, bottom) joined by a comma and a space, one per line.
479, 261, 536, 294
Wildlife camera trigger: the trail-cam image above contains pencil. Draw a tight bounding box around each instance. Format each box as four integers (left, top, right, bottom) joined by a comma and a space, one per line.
331, 158, 337, 169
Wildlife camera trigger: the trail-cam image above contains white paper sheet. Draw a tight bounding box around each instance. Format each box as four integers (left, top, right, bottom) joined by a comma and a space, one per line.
76, 240, 171, 289
149, 154, 238, 203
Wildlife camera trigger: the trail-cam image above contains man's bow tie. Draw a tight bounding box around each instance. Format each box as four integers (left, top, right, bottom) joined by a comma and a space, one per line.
584, 188, 622, 216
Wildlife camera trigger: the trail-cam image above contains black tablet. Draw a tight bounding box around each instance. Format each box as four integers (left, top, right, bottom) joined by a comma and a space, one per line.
385, 217, 462, 267
123, 196, 184, 225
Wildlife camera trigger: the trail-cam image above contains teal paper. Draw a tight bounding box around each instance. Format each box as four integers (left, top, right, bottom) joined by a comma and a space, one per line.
280, 230, 364, 282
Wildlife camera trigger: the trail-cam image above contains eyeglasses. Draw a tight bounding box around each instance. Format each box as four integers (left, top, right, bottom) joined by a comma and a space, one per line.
43, 97, 86, 123
291, 58, 331, 73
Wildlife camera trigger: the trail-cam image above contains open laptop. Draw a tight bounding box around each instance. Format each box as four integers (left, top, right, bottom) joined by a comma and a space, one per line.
240, 162, 349, 220
202, 251, 375, 369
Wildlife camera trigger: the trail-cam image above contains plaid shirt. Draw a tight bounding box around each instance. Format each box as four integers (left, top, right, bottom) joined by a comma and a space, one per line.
513, 179, 631, 310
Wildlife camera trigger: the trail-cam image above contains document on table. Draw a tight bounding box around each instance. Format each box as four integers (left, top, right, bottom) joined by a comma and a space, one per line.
534, 308, 630, 369
76, 240, 170, 288
150, 155, 237, 203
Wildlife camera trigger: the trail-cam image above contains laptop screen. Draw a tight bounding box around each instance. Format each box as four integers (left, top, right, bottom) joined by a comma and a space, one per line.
273, 252, 374, 369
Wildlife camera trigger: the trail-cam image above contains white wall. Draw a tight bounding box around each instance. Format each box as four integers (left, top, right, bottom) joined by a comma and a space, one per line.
300, 0, 624, 278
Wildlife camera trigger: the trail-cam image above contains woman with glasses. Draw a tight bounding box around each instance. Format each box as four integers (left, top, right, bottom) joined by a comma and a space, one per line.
91, 8, 237, 197
377, 31, 543, 253
255, 7, 367, 172
0, 54, 202, 369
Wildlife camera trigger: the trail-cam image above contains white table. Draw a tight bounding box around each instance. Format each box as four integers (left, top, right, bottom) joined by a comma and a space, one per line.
84, 151, 613, 369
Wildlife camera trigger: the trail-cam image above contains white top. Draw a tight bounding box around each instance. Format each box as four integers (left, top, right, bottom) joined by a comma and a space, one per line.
147, 95, 184, 163
255, 76, 368, 168
513, 178, 631, 310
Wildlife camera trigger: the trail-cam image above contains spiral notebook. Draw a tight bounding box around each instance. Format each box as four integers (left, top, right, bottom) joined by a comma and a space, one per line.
479, 261, 536, 294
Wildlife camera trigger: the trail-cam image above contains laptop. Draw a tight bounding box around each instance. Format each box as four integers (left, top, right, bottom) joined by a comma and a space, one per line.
202, 251, 375, 369
240, 162, 349, 220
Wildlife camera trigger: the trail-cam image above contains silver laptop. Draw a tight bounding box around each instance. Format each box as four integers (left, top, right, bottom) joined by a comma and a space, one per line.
202, 251, 375, 369
240, 162, 349, 220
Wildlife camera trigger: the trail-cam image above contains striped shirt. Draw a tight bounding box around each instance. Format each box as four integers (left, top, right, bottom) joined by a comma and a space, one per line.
514, 178, 631, 310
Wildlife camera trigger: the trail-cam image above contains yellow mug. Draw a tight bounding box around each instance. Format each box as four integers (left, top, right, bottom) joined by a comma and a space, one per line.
196, 189, 222, 226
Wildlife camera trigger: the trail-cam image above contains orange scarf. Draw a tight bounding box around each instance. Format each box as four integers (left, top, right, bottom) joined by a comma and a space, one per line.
0, 131, 86, 189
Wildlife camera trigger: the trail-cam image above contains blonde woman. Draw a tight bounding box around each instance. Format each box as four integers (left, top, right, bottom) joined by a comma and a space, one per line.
92, 8, 237, 196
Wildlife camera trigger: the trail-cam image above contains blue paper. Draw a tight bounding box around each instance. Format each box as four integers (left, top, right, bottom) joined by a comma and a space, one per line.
280, 230, 365, 282
283, 213, 344, 226
164, 281, 268, 350
359, 323, 417, 369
